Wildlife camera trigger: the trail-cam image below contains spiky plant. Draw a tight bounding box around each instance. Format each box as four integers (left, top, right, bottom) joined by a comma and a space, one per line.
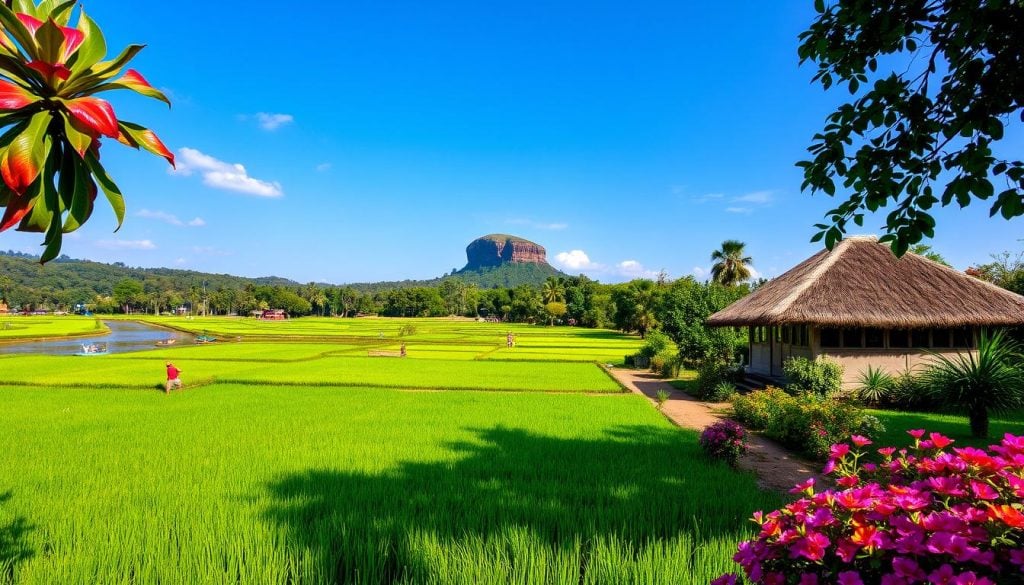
855, 365, 894, 406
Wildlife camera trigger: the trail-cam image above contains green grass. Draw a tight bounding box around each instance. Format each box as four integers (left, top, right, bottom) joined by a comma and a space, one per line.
0, 316, 106, 340
0, 350, 623, 392
0, 385, 780, 584
866, 407, 1024, 450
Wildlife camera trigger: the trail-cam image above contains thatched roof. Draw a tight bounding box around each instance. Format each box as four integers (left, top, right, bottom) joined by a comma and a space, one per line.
707, 236, 1024, 328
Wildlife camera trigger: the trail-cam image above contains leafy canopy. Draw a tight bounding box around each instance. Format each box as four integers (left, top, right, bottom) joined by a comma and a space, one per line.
798, 0, 1023, 255
0, 0, 173, 262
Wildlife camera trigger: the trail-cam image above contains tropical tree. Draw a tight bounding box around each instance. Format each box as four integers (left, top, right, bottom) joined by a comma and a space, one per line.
923, 329, 1024, 438
0, 1, 174, 262
909, 244, 951, 267
544, 301, 567, 326
541, 277, 565, 304
710, 240, 753, 286
797, 0, 1024, 255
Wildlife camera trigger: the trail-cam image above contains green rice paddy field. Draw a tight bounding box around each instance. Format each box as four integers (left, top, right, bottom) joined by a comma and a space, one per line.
0, 318, 780, 584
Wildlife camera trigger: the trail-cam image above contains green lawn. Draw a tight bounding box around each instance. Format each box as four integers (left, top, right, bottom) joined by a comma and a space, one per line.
867, 408, 1024, 450
0, 385, 779, 584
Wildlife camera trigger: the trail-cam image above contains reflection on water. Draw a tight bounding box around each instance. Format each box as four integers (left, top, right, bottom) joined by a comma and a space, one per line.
0, 320, 195, 355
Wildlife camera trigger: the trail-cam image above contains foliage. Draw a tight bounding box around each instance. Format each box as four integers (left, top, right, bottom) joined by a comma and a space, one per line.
650, 348, 680, 378
449, 261, 566, 289
634, 329, 672, 360
783, 356, 844, 397
0, 0, 174, 262
909, 244, 951, 267
709, 381, 738, 403
611, 279, 659, 338
699, 420, 748, 467
716, 431, 1024, 584
877, 369, 934, 412
922, 329, 1024, 437
695, 360, 743, 401
732, 388, 881, 459
398, 323, 417, 336
543, 300, 567, 324
655, 277, 749, 366
655, 389, 669, 410
855, 364, 894, 406
969, 249, 1024, 296
0, 384, 781, 584
710, 240, 753, 286
797, 0, 1024, 255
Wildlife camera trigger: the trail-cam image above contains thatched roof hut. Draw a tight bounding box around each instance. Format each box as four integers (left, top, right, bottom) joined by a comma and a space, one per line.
707, 236, 1024, 329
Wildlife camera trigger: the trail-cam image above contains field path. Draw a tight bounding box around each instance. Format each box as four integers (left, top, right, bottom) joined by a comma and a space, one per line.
608, 368, 827, 493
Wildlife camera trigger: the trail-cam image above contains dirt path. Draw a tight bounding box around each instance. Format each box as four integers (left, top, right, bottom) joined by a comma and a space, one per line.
608, 368, 827, 493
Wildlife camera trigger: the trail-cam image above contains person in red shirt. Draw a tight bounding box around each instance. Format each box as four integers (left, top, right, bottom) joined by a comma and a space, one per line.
165, 361, 183, 393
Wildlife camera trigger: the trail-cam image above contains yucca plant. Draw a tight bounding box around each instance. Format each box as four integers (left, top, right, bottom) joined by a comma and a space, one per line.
855, 364, 893, 406
0, 0, 173, 262
922, 329, 1024, 438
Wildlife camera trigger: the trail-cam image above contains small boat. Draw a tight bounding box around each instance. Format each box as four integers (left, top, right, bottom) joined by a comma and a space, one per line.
195, 335, 217, 344
75, 342, 109, 356
155, 338, 177, 347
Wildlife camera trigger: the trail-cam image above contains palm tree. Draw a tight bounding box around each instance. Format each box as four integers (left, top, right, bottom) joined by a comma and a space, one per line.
710, 240, 753, 286
923, 329, 1024, 438
542, 278, 565, 304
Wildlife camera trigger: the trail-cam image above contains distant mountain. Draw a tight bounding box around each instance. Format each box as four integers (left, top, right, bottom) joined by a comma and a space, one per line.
449, 234, 567, 287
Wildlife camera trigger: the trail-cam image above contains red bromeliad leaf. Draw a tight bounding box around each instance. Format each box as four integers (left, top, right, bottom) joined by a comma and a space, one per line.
119, 121, 175, 167
104, 69, 171, 107
26, 59, 70, 80
0, 192, 34, 232
0, 79, 37, 110
16, 12, 42, 35
59, 25, 84, 62
0, 112, 50, 195
64, 97, 119, 138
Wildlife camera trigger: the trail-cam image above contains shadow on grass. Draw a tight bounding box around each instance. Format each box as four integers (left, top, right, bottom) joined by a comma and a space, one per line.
0, 491, 33, 571
264, 425, 777, 583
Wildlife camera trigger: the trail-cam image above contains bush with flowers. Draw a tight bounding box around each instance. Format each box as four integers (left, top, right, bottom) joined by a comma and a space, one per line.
732, 388, 883, 459
700, 420, 749, 466
713, 430, 1024, 585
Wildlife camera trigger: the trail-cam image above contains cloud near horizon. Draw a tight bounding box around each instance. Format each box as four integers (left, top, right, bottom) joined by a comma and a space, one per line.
96, 239, 156, 251
554, 250, 661, 281
171, 148, 283, 197
137, 209, 205, 227
240, 112, 295, 131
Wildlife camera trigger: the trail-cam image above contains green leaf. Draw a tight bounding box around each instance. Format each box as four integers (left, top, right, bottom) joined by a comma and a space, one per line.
0, 3, 40, 60
59, 111, 92, 158
62, 154, 92, 232
83, 150, 125, 230
35, 17, 65, 66
48, 0, 78, 26
70, 7, 106, 72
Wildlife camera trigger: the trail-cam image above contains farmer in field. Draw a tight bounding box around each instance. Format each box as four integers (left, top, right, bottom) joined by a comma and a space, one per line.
165, 361, 183, 393
506, 332, 515, 348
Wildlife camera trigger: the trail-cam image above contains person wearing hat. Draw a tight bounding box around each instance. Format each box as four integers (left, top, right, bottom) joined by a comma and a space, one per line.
165, 361, 183, 393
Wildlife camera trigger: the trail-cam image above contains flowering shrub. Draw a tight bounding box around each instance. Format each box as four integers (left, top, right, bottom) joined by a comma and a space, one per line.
732, 388, 882, 459
713, 431, 1024, 584
700, 420, 748, 467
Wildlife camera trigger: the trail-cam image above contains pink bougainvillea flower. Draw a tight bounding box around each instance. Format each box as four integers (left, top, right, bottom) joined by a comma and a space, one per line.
837, 571, 864, 585
790, 532, 830, 561
877, 446, 897, 458
892, 557, 926, 580
930, 432, 954, 449
830, 443, 851, 459
710, 574, 738, 585
969, 480, 999, 500
790, 477, 815, 494
907, 429, 926, 439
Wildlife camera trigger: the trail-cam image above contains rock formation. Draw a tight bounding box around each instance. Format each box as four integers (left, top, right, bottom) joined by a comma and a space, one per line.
463, 234, 549, 270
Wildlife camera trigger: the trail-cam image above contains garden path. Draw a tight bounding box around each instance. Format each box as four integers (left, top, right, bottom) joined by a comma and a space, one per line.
608, 368, 828, 493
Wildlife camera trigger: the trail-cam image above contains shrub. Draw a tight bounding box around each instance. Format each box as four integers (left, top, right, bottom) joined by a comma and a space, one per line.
695, 360, 743, 400
398, 324, 417, 337
708, 381, 738, 402
855, 365, 893, 405
879, 369, 934, 411
732, 388, 882, 459
783, 356, 843, 396
649, 349, 680, 378
635, 330, 672, 360
715, 431, 1024, 585
699, 420, 748, 467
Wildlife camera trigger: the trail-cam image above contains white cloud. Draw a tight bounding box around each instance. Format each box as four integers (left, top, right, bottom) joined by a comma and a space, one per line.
537, 222, 568, 230
191, 246, 232, 256
137, 209, 205, 228
171, 148, 283, 197
617, 260, 660, 279
315, 162, 332, 172
692, 266, 708, 280
174, 257, 187, 265
255, 112, 294, 131
733, 190, 774, 204
555, 250, 598, 270
97, 239, 156, 250
694, 192, 725, 203
726, 207, 753, 214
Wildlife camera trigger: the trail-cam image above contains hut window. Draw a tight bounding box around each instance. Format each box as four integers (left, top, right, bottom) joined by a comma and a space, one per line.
952, 327, 974, 348
782, 326, 791, 344
932, 328, 953, 348
794, 325, 809, 347
912, 330, 930, 348
843, 328, 864, 348
889, 329, 910, 348
865, 328, 885, 348
821, 328, 840, 348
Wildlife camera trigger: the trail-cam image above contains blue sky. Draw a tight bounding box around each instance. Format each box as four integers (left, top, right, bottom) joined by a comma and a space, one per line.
4, 1, 1022, 283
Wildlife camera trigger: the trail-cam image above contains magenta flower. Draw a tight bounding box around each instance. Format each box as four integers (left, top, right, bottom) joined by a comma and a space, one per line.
837, 571, 864, 585
850, 434, 872, 447
907, 429, 926, 439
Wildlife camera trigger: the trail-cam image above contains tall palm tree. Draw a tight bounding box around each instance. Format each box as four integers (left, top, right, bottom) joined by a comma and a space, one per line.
710, 240, 753, 286
542, 278, 565, 304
